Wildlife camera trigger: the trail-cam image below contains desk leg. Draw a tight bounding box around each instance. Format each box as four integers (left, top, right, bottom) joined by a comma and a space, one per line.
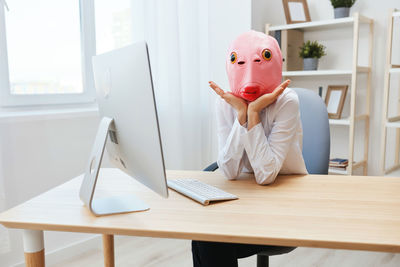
102, 234, 115, 267
23, 230, 45, 267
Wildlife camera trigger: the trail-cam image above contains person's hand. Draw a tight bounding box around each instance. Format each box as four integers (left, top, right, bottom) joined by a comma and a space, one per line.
247, 79, 290, 114
209, 81, 247, 125
247, 79, 291, 130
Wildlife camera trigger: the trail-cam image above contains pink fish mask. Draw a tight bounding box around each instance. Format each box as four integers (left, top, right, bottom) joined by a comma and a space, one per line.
226, 30, 282, 102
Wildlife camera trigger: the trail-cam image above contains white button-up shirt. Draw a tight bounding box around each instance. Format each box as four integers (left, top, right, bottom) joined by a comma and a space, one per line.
216, 88, 308, 185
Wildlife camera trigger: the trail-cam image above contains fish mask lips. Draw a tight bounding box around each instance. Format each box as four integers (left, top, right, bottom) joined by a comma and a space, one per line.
239, 83, 263, 102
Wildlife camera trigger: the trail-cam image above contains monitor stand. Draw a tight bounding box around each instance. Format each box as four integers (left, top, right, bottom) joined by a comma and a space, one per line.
79, 117, 150, 216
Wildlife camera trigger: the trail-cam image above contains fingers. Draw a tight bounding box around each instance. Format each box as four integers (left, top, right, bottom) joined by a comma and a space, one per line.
254, 79, 290, 104
274, 79, 291, 95
209, 81, 225, 96
223, 92, 237, 102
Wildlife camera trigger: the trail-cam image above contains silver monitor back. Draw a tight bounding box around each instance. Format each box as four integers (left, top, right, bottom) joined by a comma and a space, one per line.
80, 41, 168, 216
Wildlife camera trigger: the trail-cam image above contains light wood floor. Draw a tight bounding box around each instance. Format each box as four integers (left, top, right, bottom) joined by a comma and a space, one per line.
55, 236, 400, 267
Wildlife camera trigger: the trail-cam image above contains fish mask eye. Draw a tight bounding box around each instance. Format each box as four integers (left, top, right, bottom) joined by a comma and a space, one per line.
262, 49, 272, 61
230, 52, 237, 64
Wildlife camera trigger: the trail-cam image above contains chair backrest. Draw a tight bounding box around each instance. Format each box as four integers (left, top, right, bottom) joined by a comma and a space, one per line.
292, 88, 330, 175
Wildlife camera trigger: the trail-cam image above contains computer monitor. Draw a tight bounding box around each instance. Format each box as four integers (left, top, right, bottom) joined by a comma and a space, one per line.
79, 41, 168, 216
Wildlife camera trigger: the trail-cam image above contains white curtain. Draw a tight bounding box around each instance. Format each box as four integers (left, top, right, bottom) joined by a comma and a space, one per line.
130, 0, 217, 170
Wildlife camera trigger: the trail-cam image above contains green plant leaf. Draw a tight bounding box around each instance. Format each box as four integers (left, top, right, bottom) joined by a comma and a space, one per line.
330, 0, 356, 8
299, 40, 326, 59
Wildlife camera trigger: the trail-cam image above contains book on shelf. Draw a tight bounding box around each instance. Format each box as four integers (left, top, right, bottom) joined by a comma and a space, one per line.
329, 165, 347, 168
329, 158, 348, 168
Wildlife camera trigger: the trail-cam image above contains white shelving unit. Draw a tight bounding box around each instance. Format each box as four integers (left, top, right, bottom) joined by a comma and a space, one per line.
389, 68, 400, 74
282, 67, 369, 77
328, 168, 348, 175
329, 117, 350, 126
380, 9, 400, 175
268, 16, 371, 32
266, 13, 374, 175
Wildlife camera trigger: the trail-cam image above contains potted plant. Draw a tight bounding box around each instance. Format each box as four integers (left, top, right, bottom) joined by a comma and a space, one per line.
299, 41, 326, 71
330, 0, 356, 18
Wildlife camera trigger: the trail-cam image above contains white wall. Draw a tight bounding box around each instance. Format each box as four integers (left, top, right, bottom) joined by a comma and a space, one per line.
0, 112, 102, 266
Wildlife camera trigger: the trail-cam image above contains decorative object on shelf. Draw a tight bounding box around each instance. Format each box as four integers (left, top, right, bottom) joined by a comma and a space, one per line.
282, 0, 311, 24
299, 40, 326, 70
325, 85, 348, 119
330, 0, 356, 19
274, 29, 304, 71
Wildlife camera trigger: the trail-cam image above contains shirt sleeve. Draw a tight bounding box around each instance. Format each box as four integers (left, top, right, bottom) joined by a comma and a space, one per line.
216, 99, 247, 180
241, 96, 300, 185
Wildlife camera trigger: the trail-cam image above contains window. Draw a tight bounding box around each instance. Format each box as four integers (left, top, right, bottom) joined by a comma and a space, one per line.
0, 0, 96, 106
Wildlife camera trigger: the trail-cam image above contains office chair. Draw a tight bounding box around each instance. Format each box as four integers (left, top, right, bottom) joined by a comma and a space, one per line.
203, 87, 330, 267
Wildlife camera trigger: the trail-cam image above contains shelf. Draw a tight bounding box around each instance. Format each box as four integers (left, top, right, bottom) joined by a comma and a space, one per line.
283, 67, 369, 77
283, 70, 351, 76
329, 168, 348, 175
385, 164, 400, 175
389, 68, 400, 74
388, 115, 400, 122
329, 115, 368, 126
268, 14, 372, 32
329, 118, 350, 126
386, 121, 400, 128
329, 160, 365, 175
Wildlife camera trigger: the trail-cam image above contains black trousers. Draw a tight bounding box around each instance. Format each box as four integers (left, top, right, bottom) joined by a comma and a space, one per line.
192, 240, 271, 267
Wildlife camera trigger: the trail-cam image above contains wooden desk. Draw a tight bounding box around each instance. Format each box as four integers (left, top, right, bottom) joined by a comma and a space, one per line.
1, 168, 400, 267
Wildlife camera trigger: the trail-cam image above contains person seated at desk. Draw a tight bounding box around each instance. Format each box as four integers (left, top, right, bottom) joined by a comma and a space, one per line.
192, 30, 308, 267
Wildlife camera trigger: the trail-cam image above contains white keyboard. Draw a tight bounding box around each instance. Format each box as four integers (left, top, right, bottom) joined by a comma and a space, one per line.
167, 179, 238, 205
